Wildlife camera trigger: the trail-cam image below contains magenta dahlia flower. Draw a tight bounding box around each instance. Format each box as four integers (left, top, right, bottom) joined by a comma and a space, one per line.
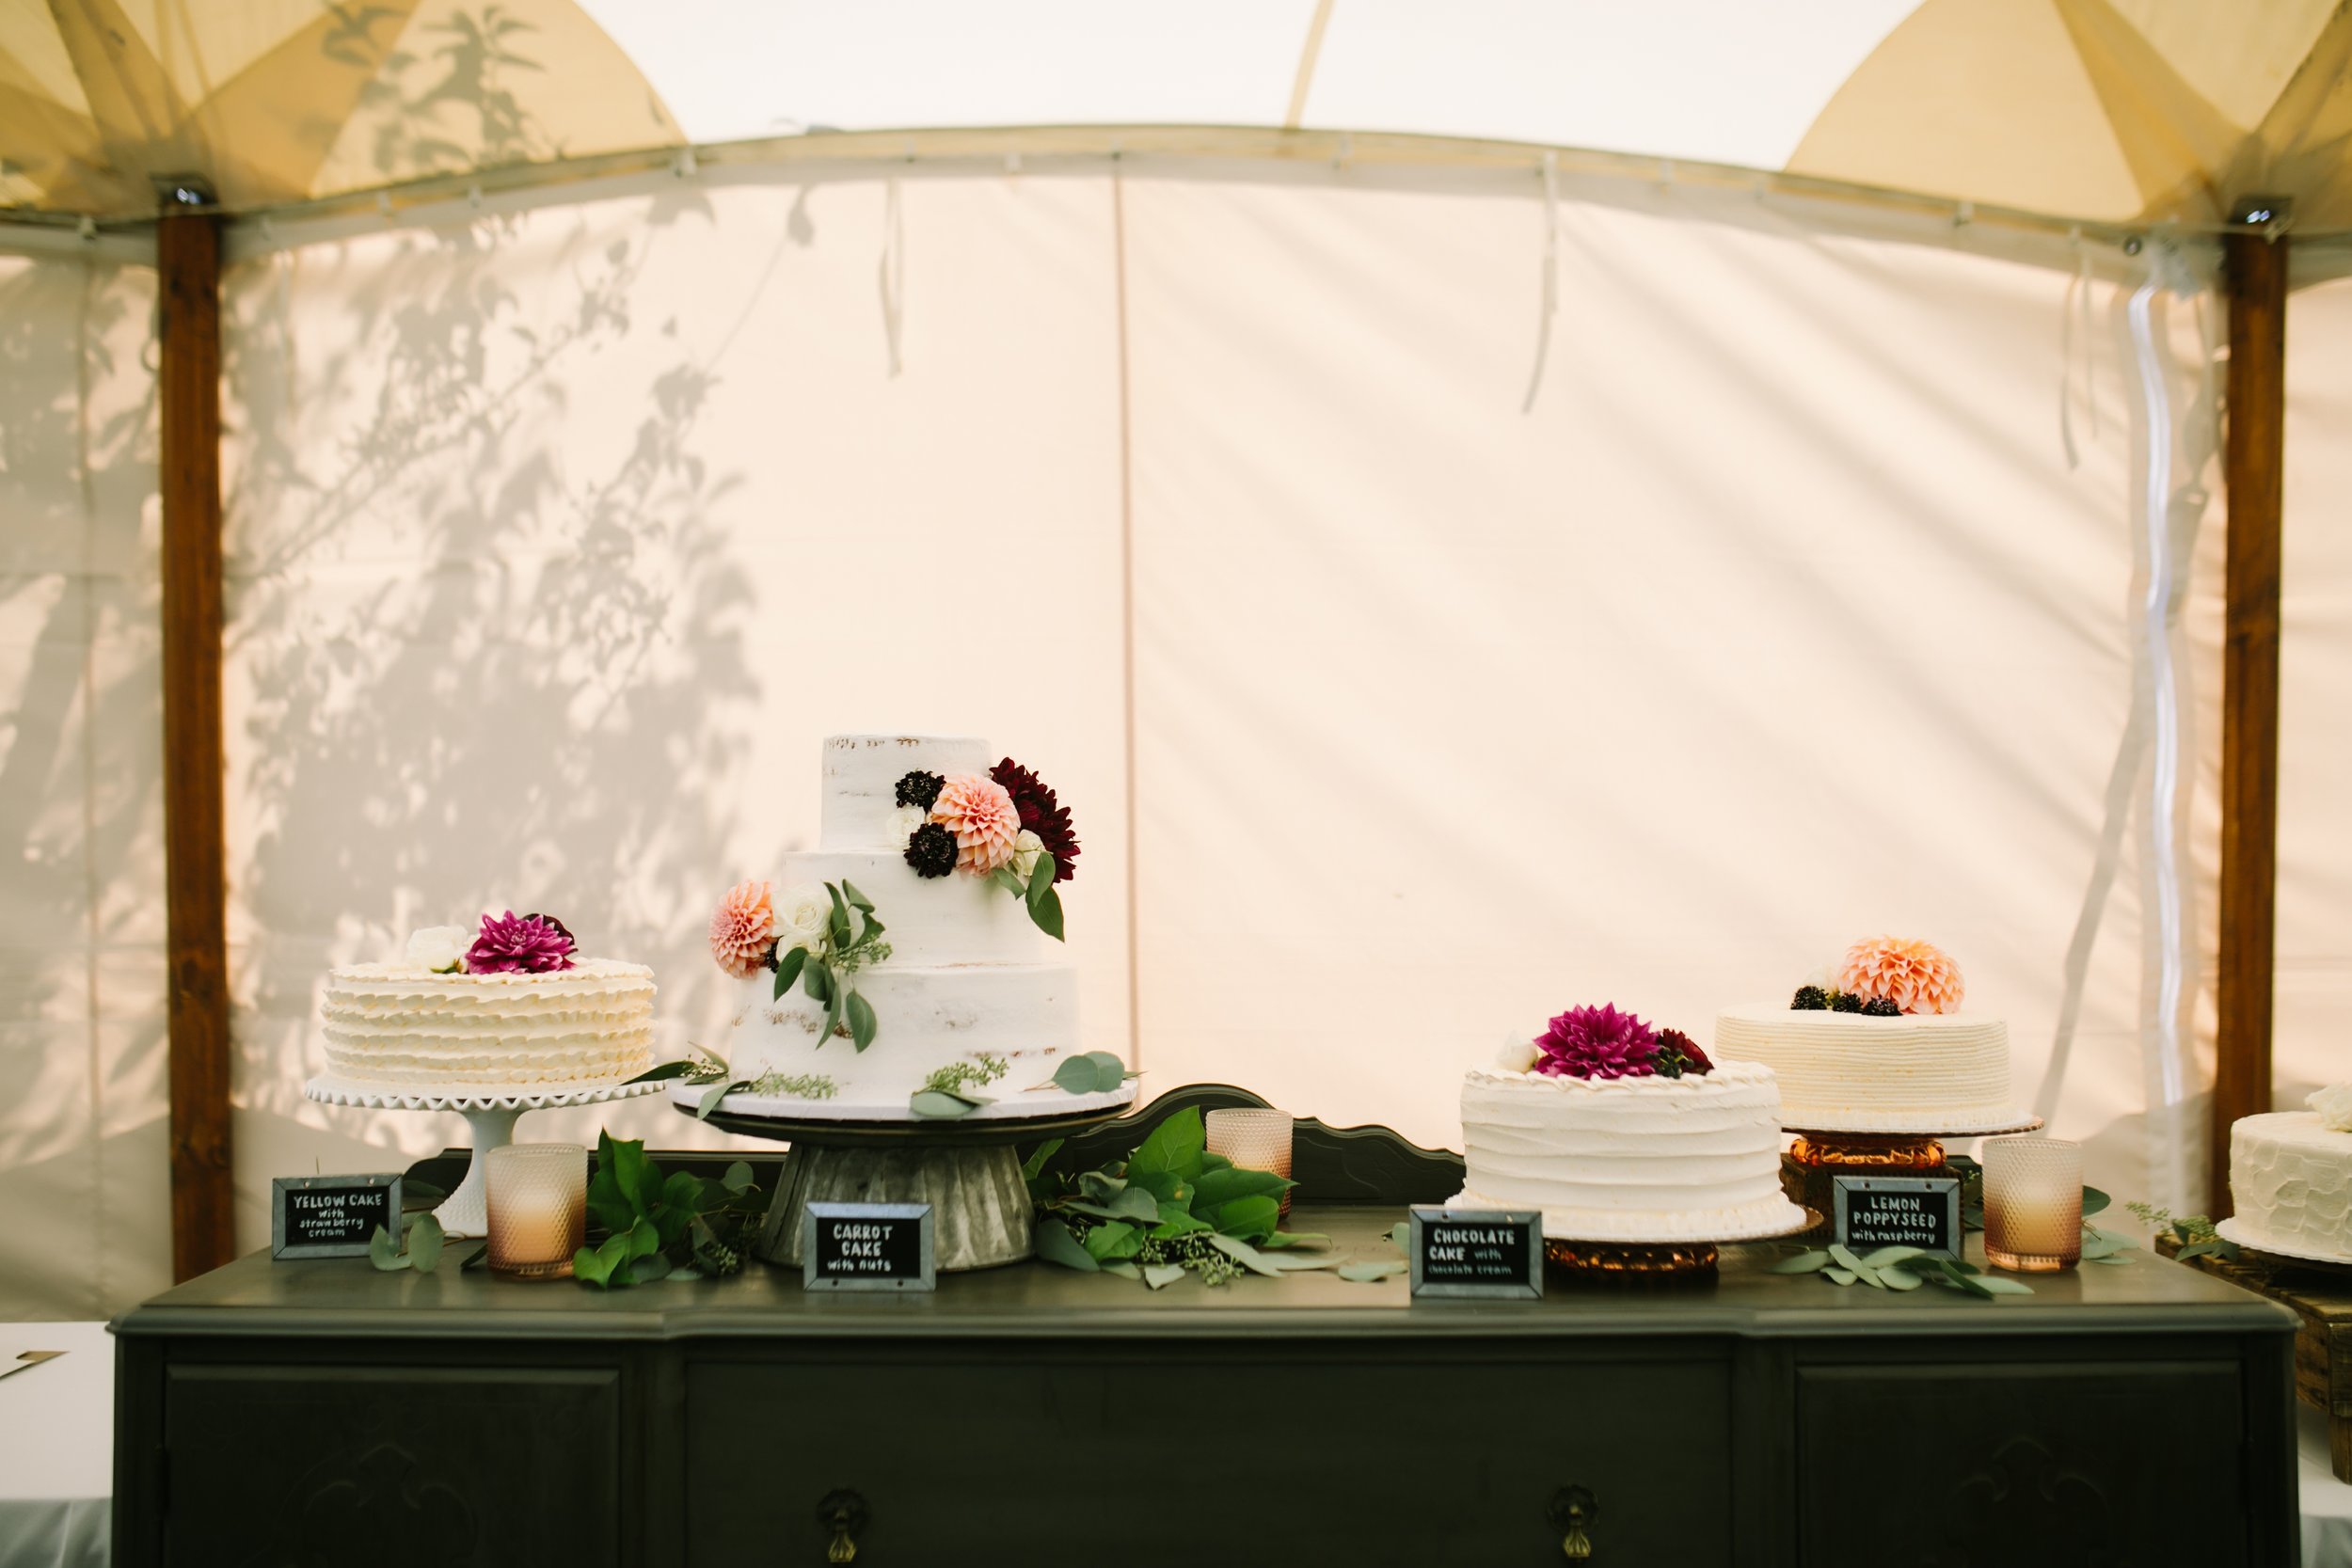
464, 911, 577, 974
1533, 1004, 1659, 1080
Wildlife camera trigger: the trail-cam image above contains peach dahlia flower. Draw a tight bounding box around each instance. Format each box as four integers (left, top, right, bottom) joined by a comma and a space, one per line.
1839, 935, 1964, 1016
930, 774, 1022, 877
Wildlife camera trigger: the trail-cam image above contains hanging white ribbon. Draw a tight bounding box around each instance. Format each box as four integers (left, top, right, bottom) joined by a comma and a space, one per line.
1520, 150, 1559, 414
879, 178, 907, 376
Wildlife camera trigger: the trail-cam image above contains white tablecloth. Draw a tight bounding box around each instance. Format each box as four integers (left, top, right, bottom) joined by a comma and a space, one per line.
0, 1323, 112, 1568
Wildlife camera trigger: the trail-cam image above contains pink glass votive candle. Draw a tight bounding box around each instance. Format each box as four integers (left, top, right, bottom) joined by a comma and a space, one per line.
485, 1143, 587, 1279
1982, 1136, 2083, 1272
1205, 1108, 1295, 1219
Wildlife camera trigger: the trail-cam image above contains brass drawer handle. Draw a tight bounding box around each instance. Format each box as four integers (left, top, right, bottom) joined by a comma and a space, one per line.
1548, 1486, 1599, 1560
818, 1489, 866, 1563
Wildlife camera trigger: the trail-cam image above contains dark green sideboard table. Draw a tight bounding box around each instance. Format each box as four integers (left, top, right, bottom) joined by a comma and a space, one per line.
112, 1115, 2298, 1567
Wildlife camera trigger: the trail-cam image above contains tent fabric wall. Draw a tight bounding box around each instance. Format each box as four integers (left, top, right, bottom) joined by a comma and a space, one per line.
2278, 272, 2352, 1112
0, 154, 2235, 1312
0, 245, 170, 1320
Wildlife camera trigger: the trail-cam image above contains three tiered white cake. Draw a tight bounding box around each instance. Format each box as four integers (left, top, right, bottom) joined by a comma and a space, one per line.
703, 735, 1126, 1120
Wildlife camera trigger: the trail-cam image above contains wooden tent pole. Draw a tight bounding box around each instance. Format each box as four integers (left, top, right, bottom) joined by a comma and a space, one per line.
2212, 225, 2288, 1217
158, 190, 234, 1279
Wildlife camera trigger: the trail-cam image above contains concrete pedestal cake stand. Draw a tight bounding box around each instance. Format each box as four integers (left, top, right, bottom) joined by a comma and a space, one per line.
680, 1091, 1137, 1272
305, 1073, 667, 1238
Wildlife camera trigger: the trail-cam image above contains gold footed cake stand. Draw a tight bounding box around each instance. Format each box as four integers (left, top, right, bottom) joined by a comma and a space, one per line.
1544, 1208, 1820, 1281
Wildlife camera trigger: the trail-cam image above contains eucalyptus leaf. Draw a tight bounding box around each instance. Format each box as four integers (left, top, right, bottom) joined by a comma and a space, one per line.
1262, 1254, 1343, 1271
2081, 1185, 2111, 1218
1971, 1275, 2036, 1295
632, 1253, 674, 1283
825, 882, 852, 946
1078, 1170, 1125, 1203
1128, 1106, 1207, 1180
1147, 1210, 1213, 1239
1102, 1261, 1142, 1280
1053, 1054, 1109, 1094
696, 1080, 751, 1121
772, 944, 808, 999
1389, 1221, 1411, 1251
1858, 1245, 1927, 1270
1770, 1250, 1833, 1275
1082, 1221, 1139, 1260
989, 868, 1025, 896
1337, 1259, 1406, 1282
1033, 1219, 1100, 1272
1193, 1167, 1290, 1209
722, 1161, 756, 1195
820, 981, 845, 1046
1826, 1243, 1865, 1274
1203, 1194, 1281, 1242
1823, 1266, 1858, 1285
1256, 1230, 1330, 1251
368, 1225, 409, 1272
1019, 1139, 1064, 1183
407, 1213, 447, 1275
847, 990, 878, 1053
803, 960, 832, 1004
910, 1089, 986, 1120
622, 1059, 704, 1084
1205, 1233, 1286, 1278
1879, 1265, 1923, 1290
1027, 880, 1065, 942
1106, 1186, 1160, 1223
1142, 1263, 1188, 1291
841, 879, 874, 913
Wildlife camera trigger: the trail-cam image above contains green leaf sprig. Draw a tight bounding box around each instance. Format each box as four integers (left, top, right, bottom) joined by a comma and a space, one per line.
1023, 1107, 1327, 1287
771, 880, 890, 1052
368, 1210, 463, 1275
987, 855, 1065, 942
573, 1132, 767, 1289
908, 1054, 1010, 1119
2125, 1199, 2242, 1263
1770, 1243, 2036, 1298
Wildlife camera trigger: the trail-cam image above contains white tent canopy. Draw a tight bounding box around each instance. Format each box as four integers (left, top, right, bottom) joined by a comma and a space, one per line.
2, 1, 2347, 1318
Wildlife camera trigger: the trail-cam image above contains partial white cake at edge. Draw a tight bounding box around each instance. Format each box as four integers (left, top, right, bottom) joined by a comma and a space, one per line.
322, 959, 656, 1085
2230, 1111, 2352, 1259
1456, 1060, 1804, 1241
1711, 1006, 2011, 1129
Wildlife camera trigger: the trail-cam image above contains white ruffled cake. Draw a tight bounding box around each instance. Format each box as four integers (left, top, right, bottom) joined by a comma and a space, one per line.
702, 735, 1123, 1120
320, 919, 655, 1087
1455, 1006, 1807, 1242
2227, 1085, 2352, 1261
1713, 936, 2020, 1132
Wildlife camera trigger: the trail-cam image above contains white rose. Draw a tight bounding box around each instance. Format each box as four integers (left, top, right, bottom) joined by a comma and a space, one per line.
1010, 829, 1047, 882
774, 884, 833, 957
883, 803, 930, 848
1494, 1037, 1541, 1074
406, 926, 469, 974
2311, 1083, 2352, 1133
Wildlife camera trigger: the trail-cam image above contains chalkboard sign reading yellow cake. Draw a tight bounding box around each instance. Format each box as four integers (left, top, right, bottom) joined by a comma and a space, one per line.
271, 1174, 402, 1259
1832, 1175, 1961, 1258
1408, 1206, 1544, 1299
803, 1202, 935, 1291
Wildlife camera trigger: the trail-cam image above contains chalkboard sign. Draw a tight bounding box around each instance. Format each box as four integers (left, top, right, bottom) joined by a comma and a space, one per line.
1833, 1176, 1961, 1258
271, 1175, 402, 1259
1407, 1206, 1544, 1300
803, 1202, 935, 1291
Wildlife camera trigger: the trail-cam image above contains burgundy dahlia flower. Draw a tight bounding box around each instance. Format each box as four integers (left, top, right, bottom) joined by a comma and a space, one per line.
1533, 1004, 1659, 1081
464, 911, 577, 974
990, 757, 1080, 884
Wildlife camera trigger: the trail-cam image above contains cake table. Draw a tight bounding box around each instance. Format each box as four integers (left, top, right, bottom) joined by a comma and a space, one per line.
305, 1072, 666, 1238
673, 1081, 1137, 1271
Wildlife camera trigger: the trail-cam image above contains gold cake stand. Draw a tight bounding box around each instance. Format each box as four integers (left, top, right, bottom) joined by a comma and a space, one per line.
1544, 1209, 1821, 1281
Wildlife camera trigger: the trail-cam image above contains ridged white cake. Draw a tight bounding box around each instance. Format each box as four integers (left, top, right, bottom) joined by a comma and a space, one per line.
2229, 1110, 2352, 1260
1712, 1006, 2014, 1132
723, 735, 1095, 1117
1455, 1061, 1806, 1242
320, 959, 657, 1086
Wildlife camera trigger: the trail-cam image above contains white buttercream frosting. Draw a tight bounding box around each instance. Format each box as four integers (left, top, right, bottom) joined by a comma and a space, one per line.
2231, 1111, 2352, 1259
322, 958, 656, 1085
1456, 1060, 1805, 1241
1711, 1005, 2012, 1130
725, 733, 1085, 1113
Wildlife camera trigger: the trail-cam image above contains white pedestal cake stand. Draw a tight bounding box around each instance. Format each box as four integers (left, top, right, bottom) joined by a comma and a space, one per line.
305, 1073, 666, 1238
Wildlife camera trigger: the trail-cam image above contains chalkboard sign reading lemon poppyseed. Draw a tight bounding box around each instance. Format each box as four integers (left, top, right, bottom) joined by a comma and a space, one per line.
1833, 1176, 1962, 1259
803, 1203, 935, 1291
1408, 1207, 1544, 1300
271, 1175, 402, 1259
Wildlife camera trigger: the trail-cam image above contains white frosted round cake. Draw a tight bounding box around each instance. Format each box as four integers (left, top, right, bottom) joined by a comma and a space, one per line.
2225, 1086, 2352, 1261
319, 916, 655, 1087
1455, 1005, 1807, 1242
694, 735, 1129, 1121
1714, 936, 2022, 1132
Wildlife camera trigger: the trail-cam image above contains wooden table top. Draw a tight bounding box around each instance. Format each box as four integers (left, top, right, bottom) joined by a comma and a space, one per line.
117, 1204, 2295, 1343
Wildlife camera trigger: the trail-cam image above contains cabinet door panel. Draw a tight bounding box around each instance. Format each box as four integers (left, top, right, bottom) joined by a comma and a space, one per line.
163, 1364, 621, 1567
1798, 1361, 2244, 1568
688, 1347, 1729, 1566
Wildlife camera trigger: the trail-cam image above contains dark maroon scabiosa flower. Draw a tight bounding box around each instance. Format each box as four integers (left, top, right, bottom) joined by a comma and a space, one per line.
464, 911, 576, 974
1652, 1027, 1713, 1078
904, 821, 960, 879
989, 756, 1080, 883
1532, 1004, 1659, 1081
896, 770, 946, 811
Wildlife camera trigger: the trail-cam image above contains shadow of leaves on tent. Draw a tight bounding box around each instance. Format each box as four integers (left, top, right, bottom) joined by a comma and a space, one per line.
224, 207, 755, 1127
